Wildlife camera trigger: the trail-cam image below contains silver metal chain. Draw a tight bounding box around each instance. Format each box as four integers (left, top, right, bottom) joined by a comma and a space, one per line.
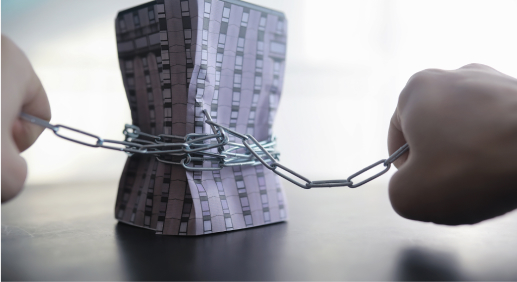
20, 111, 409, 189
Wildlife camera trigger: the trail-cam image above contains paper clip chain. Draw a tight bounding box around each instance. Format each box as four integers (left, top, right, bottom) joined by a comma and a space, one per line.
20, 111, 409, 189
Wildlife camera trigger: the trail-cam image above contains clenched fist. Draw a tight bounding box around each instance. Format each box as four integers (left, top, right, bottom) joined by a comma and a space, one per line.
388, 64, 517, 225
1, 35, 51, 202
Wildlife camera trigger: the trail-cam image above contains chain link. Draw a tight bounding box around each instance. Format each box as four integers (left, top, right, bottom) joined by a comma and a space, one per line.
20, 111, 409, 189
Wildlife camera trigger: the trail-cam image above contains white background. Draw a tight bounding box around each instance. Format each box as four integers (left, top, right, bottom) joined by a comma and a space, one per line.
2, 0, 517, 185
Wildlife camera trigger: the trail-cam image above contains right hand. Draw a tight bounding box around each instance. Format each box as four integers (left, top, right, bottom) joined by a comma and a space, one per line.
387, 63, 517, 225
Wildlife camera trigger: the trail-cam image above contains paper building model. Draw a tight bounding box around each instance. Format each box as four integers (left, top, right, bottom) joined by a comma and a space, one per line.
114, 0, 288, 235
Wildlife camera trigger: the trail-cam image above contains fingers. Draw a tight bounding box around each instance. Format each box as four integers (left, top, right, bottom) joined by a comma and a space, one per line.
387, 67, 447, 169
13, 74, 50, 152
2, 35, 51, 152
387, 110, 408, 168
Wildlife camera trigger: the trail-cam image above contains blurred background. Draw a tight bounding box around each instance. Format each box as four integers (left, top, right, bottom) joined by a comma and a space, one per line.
2, 0, 517, 185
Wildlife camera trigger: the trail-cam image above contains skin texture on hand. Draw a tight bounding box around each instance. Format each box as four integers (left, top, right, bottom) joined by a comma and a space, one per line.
388, 64, 517, 225
1, 35, 51, 202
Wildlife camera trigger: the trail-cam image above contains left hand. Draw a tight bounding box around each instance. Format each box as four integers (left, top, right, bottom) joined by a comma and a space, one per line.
1, 35, 51, 202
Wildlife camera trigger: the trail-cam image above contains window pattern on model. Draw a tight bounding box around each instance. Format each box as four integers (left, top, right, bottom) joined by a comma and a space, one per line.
115, 3, 165, 228
161, 0, 194, 234
210, 1, 234, 231
115, 0, 288, 235
228, 8, 249, 137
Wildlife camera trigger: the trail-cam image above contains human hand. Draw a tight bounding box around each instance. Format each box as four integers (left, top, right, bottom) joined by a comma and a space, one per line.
388, 64, 517, 225
1, 35, 51, 202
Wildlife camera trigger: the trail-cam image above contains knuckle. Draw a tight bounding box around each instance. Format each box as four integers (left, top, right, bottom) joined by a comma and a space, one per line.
407, 68, 444, 87
400, 68, 452, 106
400, 69, 437, 104
460, 63, 489, 70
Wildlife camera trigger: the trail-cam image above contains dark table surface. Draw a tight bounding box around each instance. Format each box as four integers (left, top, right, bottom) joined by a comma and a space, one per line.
2, 179, 517, 281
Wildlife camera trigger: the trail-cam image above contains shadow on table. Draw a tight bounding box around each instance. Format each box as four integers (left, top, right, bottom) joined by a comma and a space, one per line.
114, 221, 288, 280
393, 247, 467, 281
